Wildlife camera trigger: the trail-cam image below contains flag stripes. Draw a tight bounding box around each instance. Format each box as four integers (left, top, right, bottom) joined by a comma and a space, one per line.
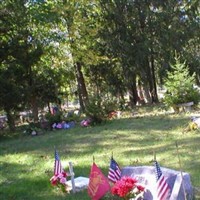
108, 158, 121, 183
155, 160, 170, 200
54, 150, 63, 175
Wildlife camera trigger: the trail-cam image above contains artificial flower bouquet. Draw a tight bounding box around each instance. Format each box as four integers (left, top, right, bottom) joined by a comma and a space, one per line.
50, 172, 68, 192
111, 176, 145, 200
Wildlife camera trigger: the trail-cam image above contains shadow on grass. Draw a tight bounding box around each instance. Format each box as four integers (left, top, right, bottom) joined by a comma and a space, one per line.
1, 114, 199, 199
0, 161, 92, 200
0, 114, 192, 161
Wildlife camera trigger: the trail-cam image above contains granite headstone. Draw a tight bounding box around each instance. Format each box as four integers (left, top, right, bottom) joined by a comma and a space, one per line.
121, 166, 193, 200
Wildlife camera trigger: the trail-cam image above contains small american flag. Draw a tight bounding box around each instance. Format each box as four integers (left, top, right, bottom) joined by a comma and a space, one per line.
54, 150, 63, 175
154, 160, 170, 200
108, 158, 121, 183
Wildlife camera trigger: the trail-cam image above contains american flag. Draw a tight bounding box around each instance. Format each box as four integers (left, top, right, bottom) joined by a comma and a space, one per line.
108, 158, 121, 183
54, 150, 63, 175
154, 160, 170, 200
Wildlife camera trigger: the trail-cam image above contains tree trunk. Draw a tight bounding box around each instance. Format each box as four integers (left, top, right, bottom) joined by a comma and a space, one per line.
142, 84, 152, 104
30, 96, 39, 122
48, 102, 51, 113
122, 66, 139, 108
144, 57, 158, 103
5, 109, 16, 132
128, 74, 139, 108
150, 51, 159, 103
75, 62, 89, 112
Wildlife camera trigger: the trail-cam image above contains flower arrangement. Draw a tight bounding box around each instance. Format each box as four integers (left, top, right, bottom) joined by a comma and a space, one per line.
111, 176, 145, 200
50, 172, 68, 192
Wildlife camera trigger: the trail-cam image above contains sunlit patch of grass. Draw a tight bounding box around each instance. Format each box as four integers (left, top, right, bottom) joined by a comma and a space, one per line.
0, 110, 200, 199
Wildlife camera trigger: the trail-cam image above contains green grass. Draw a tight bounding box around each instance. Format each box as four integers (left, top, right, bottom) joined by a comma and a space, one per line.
1, 110, 200, 199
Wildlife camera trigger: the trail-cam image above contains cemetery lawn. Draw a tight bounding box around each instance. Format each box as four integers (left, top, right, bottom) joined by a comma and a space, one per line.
0, 110, 200, 200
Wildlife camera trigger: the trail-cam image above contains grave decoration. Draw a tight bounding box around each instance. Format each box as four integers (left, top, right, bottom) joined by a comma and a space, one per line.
52, 121, 75, 130
50, 151, 89, 193
80, 118, 92, 127
183, 116, 200, 132
121, 166, 193, 200
50, 149, 69, 192
111, 176, 145, 200
49, 153, 194, 200
108, 157, 121, 183
88, 161, 110, 200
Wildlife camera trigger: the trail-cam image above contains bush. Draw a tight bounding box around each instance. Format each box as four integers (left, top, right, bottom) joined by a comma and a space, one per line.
45, 112, 62, 126
85, 97, 106, 124
62, 110, 81, 122
85, 97, 118, 124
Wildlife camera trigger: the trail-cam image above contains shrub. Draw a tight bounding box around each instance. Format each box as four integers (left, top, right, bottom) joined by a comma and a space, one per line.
45, 112, 62, 126
85, 97, 106, 124
85, 97, 118, 124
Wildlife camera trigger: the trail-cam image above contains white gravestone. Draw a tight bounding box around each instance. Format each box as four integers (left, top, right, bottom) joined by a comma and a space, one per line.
121, 166, 193, 200
66, 176, 89, 192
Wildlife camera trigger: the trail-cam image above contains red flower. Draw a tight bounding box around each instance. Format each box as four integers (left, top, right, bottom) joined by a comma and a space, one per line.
62, 172, 67, 177
111, 176, 138, 197
137, 184, 145, 192
51, 179, 58, 186
111, 176, 145, 199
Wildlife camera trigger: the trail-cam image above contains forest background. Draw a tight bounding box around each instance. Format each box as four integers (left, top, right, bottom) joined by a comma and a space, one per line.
0, 0, 200, 131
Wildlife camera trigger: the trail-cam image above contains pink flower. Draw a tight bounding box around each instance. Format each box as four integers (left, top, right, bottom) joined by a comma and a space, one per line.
50, 172, 68, 188
60, 177, 66, 184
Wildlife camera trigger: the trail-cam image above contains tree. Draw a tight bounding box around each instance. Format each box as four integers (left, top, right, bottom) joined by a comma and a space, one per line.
164, 53, 200, 109
55, 0, 103, 112
0, 0, 71, 130
155, 0, 200, 86
0, 0, 32, 130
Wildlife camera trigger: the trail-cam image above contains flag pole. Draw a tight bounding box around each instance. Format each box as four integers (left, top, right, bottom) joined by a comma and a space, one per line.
153, 150, 156, 161
175, 141, 187, 200
93, 156, 95, 163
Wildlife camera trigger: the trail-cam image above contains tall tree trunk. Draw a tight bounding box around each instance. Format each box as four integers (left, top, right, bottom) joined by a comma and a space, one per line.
48, 102, 51, 113
5, 109, 15, 132
150, 51, 159, 103
30, 96, 39, 122
144, 56, 158, 103
142, 85, 152, 104
75, 62, 89, 112
123, 66, 139, 108
128, 73, 139, 108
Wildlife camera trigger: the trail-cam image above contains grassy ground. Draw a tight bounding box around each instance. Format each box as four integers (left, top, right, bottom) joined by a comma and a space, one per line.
0, 108, 200, 200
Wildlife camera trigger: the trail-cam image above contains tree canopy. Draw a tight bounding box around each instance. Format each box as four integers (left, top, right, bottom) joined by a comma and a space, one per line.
0, 0, 200, 131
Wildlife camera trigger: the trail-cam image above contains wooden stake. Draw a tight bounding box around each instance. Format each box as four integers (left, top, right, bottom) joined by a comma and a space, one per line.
69, 162, 76, 194
175, 141, 187, 200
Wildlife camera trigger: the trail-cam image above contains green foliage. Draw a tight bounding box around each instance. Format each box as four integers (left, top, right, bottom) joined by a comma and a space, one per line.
45, 112, 62, 126
85, 97, 106, 124
62, 111, 80, 122
23, 122, 42, 135
45, 110, 80, 128
85, 96, 118, 124
164, 54, 200, 107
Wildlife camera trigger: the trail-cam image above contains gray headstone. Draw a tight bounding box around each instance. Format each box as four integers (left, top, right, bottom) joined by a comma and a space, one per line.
121, 166, 193, 200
